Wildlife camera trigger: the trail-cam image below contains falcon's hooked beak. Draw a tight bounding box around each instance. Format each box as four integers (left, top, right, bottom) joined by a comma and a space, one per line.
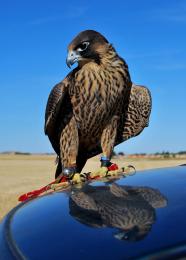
66, 50, 80, 68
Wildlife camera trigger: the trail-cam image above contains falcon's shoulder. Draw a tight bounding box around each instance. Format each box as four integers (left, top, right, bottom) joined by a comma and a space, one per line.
44, 71, 75, 136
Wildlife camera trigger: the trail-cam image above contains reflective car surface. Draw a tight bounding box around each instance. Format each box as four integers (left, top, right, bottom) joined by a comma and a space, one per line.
0, 165, 186, 259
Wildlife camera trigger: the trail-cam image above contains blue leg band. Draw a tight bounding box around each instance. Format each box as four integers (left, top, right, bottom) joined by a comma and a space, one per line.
100, 156, 111, 167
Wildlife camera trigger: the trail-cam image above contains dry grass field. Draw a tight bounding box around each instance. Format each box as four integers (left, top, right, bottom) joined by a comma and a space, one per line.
0, 154, 185, 221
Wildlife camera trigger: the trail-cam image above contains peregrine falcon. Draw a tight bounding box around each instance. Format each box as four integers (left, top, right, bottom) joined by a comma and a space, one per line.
45, 30, 152, 181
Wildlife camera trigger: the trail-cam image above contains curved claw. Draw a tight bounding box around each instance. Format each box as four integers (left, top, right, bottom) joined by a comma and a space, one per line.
122, 165, 136, 176
89, 167, 108, 178
70, 173, 82, 184
106, 169, 119, 177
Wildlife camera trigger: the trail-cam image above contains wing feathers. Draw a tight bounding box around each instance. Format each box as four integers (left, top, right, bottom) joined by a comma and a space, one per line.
115, 83, 152, 145
44, 70, 76, 137
45, 81, 67, 135
122, 84, 152, 141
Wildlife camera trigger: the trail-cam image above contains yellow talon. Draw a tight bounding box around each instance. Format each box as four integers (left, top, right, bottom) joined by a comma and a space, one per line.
122, 165, 136, 175
71, 173, 82, 184
106, 169, 120, 176
50, 165, 136, 191
90, 167, 108, 178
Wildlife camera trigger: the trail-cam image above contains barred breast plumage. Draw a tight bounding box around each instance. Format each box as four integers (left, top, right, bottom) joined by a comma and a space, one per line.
70, 50, 131, 146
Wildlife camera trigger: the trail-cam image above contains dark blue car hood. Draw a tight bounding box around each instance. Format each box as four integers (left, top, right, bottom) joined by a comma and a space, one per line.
1, 165, 186, 259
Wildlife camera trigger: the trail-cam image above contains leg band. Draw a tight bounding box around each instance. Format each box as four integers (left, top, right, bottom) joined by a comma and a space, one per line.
63, 166, 77, 178
100, 156, 112, 167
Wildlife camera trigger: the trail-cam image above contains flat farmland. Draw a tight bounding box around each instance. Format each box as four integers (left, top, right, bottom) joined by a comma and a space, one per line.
0, 154, 185, 220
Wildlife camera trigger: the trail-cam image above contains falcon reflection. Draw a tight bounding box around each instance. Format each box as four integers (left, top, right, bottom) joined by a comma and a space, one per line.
69, 183, 167, 242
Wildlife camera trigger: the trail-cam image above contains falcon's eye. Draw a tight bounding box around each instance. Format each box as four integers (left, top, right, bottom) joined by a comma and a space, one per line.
76, 42, 89, 52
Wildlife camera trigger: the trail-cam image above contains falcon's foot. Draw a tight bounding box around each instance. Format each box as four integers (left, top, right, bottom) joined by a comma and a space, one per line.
98, 157, 120, 178
89, 166, 108, 178
89, 163, 120, 179
107, 163, 120, 176
121, 165, 136, 176
89, 163, 136, 180
51, 164, 136, 191
106, 169, 120, 177
51, 172, 85, 190
70, 173, 82, 184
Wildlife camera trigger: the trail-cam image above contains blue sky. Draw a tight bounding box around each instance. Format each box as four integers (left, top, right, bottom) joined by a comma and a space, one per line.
0, 0, 186, 154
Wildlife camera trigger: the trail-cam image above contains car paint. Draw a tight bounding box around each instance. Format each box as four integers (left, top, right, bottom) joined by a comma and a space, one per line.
0, 165, 186, 259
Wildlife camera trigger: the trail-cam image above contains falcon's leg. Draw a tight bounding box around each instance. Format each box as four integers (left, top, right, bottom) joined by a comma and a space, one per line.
55, 153, 87, 179
90, 116, 119, 178
59, 117, 79, 181
101, 116, 118, 164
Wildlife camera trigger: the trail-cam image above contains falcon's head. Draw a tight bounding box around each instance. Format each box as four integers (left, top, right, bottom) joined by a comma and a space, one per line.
66, 30, 110, 68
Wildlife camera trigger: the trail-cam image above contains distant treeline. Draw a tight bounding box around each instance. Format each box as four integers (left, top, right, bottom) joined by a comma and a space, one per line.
113, 151, 186, 158
0, 151, 55, 155
14, 152, 31, 155
0, 151, 31, 155
1, 150, 186, 158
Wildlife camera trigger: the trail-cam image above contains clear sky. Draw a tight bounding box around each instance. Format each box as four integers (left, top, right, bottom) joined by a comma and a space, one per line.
0, 0, 186, 154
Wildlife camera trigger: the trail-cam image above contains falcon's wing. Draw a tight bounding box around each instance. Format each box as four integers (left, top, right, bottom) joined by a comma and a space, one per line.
117, 84, 152, 144
44, 73, 74, 153
45, 81, 67, 135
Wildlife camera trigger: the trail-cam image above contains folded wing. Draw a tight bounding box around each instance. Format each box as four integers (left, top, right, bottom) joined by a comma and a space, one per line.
117, 84, 152, 144
44, 75, 73, 154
